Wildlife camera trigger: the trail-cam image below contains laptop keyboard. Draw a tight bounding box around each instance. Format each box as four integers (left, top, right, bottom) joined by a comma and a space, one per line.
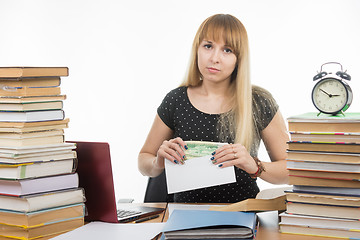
117, 209, 142, 218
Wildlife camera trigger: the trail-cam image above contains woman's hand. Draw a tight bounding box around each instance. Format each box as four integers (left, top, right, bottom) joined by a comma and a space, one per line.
154, 137, 188, 169
211, 144, 258, 174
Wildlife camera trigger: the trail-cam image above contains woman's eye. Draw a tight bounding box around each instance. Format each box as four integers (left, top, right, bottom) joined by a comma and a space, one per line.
204, 44, 212, 49
224, 48, 233, 53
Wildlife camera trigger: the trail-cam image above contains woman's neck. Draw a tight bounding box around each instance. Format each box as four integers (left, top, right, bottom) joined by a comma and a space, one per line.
198, 80, 232, 97
188, 81, 233, 114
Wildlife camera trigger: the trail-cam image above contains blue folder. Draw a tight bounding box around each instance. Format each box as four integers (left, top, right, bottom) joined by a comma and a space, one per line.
161, 209, 257, 240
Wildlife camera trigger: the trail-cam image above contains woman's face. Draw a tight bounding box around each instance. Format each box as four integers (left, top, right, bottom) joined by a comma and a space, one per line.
197, 38, 237, 84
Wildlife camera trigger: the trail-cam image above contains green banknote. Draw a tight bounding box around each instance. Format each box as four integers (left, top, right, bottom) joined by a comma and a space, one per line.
184, 141, 225, 159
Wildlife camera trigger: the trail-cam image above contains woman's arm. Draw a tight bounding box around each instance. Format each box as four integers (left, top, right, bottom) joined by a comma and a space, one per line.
259, 110, 289, 184
138, 114, 187, 177
212, 110, 289, 184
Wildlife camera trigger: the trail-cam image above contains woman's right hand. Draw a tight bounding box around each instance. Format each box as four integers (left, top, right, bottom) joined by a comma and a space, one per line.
154, 137, 188, 168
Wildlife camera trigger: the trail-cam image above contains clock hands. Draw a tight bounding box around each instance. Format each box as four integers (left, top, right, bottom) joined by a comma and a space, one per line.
319, 88, 331, 96
319, 88, 340, 97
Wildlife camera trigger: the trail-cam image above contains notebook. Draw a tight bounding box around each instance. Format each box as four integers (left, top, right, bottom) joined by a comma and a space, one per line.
68, 141, 165, 223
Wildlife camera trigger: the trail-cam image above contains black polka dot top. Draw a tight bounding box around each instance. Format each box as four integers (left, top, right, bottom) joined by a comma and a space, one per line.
157, 86, 278, 203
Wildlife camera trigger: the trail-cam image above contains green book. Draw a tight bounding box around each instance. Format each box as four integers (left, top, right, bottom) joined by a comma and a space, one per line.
287, 112, 360, 133
287, 112, 360, 123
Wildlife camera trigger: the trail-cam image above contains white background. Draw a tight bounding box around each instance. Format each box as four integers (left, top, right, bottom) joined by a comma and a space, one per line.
0, 0, 359, 202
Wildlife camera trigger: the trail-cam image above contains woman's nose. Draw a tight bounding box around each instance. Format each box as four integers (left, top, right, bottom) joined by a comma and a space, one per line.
210, 49, 221, 63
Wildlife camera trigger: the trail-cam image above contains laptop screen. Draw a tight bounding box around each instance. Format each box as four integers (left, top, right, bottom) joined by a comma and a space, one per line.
68, 141, 119, 223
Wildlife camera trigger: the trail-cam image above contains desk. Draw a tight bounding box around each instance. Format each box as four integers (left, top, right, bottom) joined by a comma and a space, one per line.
53, 203, 337, 240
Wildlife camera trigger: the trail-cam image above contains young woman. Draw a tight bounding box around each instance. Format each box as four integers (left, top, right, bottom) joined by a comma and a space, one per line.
138, 14, 289, 203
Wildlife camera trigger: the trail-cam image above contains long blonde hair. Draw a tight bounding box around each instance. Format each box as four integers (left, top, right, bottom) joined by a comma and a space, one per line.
181, 14, 253, 150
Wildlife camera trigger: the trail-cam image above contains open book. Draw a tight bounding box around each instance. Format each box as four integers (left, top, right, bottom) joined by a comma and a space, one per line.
208, 187, 290, 212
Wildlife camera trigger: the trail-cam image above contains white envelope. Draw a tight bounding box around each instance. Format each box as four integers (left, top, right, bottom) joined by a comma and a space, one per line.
165, 155, 236, 194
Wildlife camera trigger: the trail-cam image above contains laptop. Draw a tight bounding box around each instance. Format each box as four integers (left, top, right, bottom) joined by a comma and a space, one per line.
68, 141, 165, 223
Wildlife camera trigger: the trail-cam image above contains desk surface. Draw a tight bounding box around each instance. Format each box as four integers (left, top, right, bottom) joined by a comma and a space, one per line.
52, 203, 338, 240
135, 203, 335, 240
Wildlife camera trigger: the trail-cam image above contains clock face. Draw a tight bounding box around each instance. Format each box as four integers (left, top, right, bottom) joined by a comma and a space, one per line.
311, 78, 349, 114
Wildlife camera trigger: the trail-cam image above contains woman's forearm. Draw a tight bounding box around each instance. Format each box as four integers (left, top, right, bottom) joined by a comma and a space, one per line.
138, 152, 164, 178
259, 160, 289, 184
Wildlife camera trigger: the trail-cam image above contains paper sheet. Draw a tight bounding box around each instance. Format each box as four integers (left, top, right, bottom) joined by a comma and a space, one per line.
165, 155, 236, 194
51, 222, 165, 240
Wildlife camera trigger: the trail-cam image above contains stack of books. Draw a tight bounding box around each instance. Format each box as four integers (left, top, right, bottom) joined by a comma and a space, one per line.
0, 67, 85, 240
279, 112, 360, 239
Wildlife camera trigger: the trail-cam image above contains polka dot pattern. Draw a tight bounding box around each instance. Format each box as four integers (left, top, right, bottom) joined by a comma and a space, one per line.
157, 86, 278, 203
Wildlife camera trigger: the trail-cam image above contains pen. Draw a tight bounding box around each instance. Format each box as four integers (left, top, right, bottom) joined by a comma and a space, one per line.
134, 214, 160, 223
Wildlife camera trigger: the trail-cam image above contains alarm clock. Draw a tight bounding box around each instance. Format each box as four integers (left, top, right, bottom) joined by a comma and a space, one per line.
311, 62, 353, 115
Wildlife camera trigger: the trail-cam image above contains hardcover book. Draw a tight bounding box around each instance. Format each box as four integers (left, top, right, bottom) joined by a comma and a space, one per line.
0, 110, 65, 122
0, 67, 69, 78
287, 112, 360, 132
0, 203, 84, 227
0, 158, 76, 180
0, 188, 85, 212
0, 173, 79, 196
162, 209, 257, 240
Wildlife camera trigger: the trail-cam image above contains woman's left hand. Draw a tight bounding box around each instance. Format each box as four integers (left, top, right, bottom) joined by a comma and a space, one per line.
210, 144, 258, 174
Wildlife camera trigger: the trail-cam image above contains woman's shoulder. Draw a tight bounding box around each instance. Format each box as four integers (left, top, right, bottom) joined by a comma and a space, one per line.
164, 86, 187, 99
251, 85, 279, 131
252, 85, 273, 99
251, 85, 277, 107
169, 86, 187, 94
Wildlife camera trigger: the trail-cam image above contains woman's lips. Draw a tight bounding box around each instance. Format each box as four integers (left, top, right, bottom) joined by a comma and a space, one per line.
207, 67, 220, 73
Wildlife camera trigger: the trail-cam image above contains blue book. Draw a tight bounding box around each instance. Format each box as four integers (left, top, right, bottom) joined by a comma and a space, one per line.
161, 209, 257, 240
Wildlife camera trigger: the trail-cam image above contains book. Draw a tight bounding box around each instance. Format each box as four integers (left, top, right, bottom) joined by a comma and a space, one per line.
289, 131, 360, 143
0, 110, 65, 122
287, 159, 360, 172
0, 188, 85, 212
209, 195, 286, 213
287, 141, 360, 153
0, 158, 76, 180
279, 212, 360, 230
208, 187, 289, 212
0, 142, 76, 156
0, 95, 66, 104
0, 118, 69, 133
292, 185, 360, 197
0, 101, 63, 112
0, 77, 61, 87
164, 227, 254, 239
288, 175, 360, 188
0, 129, 63, 139
0, 135, 64, 147
0, 203, 84, 228
0, 232, 62, 240
0, 86, 61, 97
0, 216, 84, 239
287, 150, 360, 164
286, 201, 360, 219
279, 223, 360, 239
286, 191, 360, 207
0, 173, 79, 196
0, 150, 76, 164
0, 131, 64, 147
287, 112, 360, 132
162, 209, 256, 240
0, 67, 68, 78
289, 169, 360, 181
